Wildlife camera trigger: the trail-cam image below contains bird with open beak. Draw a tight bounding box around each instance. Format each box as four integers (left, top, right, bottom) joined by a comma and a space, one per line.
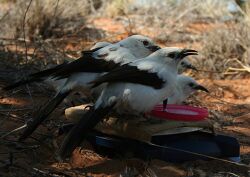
57, 47, 198, 159
178, 59, 198, 73
3, 35, 161, 141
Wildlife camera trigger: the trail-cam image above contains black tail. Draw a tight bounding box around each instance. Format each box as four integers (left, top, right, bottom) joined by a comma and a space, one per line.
58, 123, 75, 136
57, 103, 115, 160
19, 90, 71, 141
3, 63, 68, 91
30, 62, 68, 78
2, 79, 36, 91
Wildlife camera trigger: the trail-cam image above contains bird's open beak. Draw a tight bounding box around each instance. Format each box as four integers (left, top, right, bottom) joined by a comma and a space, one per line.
181, 49, 198, 58
177, 49, 198, 61
184, 63, 198, 71
147, 45, 161, 52
193, 85, 209, 93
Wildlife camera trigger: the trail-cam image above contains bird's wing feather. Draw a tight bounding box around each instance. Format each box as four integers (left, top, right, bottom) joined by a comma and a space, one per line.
18, 90, 71, 141
57, 103, 115, 160
51, 56, 120, 80
81, 47, 104, 56
2, 62, 69, 90
90, 63, 165, 89
30, 62, 69, 78
2, 56, 120, 90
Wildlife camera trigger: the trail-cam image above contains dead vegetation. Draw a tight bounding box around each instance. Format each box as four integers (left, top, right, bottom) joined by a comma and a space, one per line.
0, 0, 94, 40
197, 18, 250, 79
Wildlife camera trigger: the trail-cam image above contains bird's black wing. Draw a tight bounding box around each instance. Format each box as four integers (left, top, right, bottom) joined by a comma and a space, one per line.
3, 56, 120, 90
30, 62, 69, 78
90, 64, 165, 89
51, 56, 120, 80
81, 47, 103, 56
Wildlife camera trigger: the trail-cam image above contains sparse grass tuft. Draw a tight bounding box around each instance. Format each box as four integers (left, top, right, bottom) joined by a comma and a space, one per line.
101, 0, 130, 17
0, 0, 92, 40
196, 19, 250, 78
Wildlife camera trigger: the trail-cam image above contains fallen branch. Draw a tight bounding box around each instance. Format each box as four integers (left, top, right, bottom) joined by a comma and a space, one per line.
224, 58, 250, 75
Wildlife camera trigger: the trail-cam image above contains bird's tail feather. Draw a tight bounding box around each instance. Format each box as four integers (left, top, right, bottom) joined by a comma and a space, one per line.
19, 90, 71, 141
2, 63, 67, 91
2, 77, 41, 91
30, 62, 68, 78
57, 103, 115, 160
58, 123, 75, 136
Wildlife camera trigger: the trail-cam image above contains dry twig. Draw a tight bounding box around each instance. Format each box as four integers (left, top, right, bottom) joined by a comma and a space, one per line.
22, 0, 33, 63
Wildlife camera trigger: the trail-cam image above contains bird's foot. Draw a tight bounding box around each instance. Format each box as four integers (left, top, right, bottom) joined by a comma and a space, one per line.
162, 98, 168, 111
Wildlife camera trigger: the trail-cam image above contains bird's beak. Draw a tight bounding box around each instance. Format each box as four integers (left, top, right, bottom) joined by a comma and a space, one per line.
177, 49, 198, 61
147, 45, 161, 52
184, 63, 198, 71
193, 85, 209, 93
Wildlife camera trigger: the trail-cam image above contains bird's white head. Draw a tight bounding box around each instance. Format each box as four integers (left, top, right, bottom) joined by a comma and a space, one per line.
177, 75, 209, 96
118, 35, 161, 58
150, 47, 198, 67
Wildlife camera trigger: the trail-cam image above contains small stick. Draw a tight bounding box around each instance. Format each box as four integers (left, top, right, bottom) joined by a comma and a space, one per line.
0, 124, 27, 139
0, 107, 32, 112
0, 105, 14, 127
22, 0, 33, 64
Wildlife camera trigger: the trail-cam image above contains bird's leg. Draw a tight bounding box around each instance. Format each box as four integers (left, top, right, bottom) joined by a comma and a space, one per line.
142, 113, 151, 121
163, 98, 168, 111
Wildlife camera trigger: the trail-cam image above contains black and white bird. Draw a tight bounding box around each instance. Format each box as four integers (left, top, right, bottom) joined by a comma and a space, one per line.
57, 47, 198, 159
87, 46, 199, 101
168, 75, 208, 104
46, 41, 113, 103
3, 35, 160, 141
56, 41, 191, 95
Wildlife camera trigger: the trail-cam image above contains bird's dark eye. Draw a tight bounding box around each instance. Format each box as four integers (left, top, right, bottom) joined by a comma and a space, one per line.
167, 52, 177, 58
143, 40, 149, 46
188, 83, 194, 87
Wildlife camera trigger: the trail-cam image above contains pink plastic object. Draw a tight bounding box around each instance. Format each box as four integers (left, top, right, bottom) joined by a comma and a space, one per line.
150, 104, 208, 121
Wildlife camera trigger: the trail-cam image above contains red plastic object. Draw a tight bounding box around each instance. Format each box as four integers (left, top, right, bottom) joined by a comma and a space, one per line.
150, 104, 208, 121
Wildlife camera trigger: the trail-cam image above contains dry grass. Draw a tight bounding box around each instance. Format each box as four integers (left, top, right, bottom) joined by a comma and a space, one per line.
194, 6, 250, 79
114, 0, 233, 45
0, 0, 93, 40
0, 0, 105, 74
101, 0, 130, 17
